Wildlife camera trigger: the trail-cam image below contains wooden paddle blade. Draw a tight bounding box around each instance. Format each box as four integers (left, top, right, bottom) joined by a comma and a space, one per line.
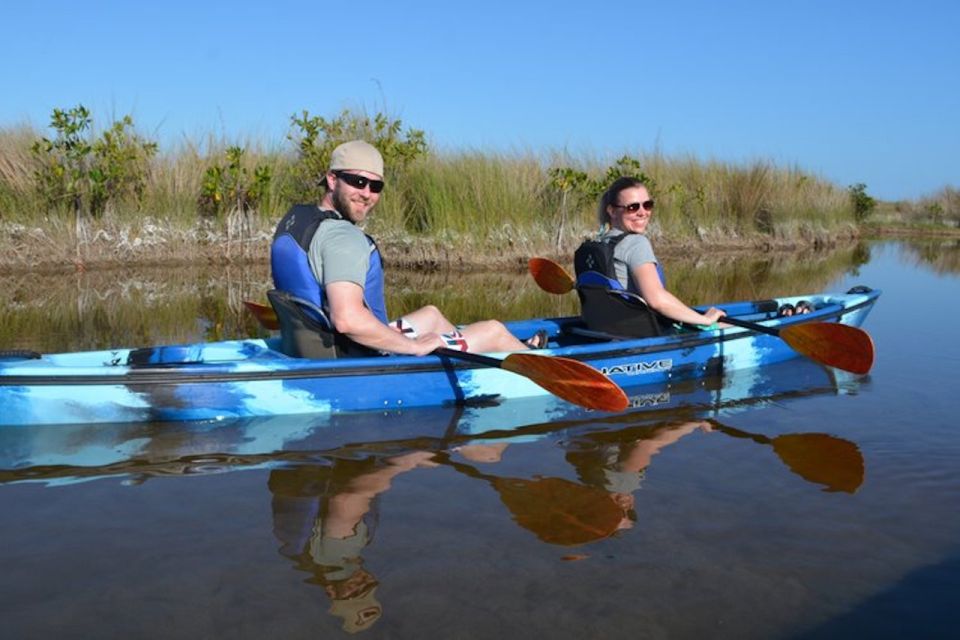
502, 353, 629, 412
528, 257, 575, 295
779, 322, 875, 374
771, 433, 865, 493
244, 300, 279, 330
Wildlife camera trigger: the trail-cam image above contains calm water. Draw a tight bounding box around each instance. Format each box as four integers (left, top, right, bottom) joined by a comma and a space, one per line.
1, 240, 958, 639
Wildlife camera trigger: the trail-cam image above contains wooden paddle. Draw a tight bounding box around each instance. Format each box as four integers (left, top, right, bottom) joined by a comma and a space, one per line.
243, 300, 629, 413
244, 300, 279, 330
713, 422, 864, 493
527, 257, 875, 375
437, 348, 629, 412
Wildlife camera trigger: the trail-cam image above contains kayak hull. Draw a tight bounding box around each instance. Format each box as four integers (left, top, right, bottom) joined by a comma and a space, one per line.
1, 354, 862, 485
0, 289, 880, 427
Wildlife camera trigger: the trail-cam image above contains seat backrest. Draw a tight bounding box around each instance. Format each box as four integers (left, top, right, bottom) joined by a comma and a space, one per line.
574, 272, 671, 338
577, 270, 623, 290
266, 289, 341, 359
267, 290, 382, 359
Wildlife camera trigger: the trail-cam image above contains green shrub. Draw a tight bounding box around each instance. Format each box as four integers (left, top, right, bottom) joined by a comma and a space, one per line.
848, 183, 877, 222
30, 105, 157, 218
198, 146, 272, 218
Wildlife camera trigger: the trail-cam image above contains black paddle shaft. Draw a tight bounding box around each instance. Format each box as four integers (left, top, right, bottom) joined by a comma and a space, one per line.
721, 315, 784, 337
434, 347, 506, 368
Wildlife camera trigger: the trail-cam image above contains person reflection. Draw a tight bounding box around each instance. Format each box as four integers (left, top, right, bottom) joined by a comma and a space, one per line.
563, 420, 714, 534
268, 450, 437, 633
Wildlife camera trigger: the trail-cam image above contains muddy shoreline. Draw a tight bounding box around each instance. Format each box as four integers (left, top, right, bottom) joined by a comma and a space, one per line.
4, 220, 955, 276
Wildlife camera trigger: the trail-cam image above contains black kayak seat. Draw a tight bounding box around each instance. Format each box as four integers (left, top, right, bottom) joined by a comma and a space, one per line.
574, 271, 672, 339
266, 289, 378, 359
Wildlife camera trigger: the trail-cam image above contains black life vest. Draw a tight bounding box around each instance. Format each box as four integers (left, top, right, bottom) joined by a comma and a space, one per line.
574, 233, 666, 289
270, 204, 388, 323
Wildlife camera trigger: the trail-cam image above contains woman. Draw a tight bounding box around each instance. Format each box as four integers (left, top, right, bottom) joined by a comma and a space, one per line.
585, 176, 725, 328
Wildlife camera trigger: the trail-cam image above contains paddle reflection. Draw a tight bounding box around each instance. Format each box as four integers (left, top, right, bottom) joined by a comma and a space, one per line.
443, 420, 712, 547
711, 423, 865, 493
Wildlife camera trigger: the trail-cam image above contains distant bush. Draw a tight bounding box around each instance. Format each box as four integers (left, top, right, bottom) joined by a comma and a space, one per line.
848, 183, 877, 222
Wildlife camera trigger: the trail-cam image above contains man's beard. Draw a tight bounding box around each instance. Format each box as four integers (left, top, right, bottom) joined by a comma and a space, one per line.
332, 187, 371, 223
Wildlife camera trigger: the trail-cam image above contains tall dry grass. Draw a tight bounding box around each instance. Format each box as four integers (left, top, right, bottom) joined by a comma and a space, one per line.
0, 122, 912, 270
0, 124, 45, 220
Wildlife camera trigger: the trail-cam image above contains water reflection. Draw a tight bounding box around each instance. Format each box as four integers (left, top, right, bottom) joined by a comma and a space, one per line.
249, 413, 864, 632
712, 423, 864, 493
269, 451, 438, 633
0, 356, 868, 632
898, 238, 960, 275
447, 420, 715, 547
0, 243, 873, 353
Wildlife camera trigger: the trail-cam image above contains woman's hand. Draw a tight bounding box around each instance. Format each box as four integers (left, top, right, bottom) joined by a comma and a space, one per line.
702, 307, 726, 325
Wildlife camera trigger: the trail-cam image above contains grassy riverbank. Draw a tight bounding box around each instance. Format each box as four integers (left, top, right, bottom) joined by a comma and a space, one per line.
1, 110, 954, 272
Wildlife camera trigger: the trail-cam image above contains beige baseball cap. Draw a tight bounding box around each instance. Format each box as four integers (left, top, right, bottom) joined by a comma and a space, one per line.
329, 140, 384, 178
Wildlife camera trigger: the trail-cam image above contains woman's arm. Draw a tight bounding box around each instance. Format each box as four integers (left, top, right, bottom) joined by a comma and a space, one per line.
633, 263, 725, 326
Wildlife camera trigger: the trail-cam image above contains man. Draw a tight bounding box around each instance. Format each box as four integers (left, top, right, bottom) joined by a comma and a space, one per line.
271, 140, 541, 356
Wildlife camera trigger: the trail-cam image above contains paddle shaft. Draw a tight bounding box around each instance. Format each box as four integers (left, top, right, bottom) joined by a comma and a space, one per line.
719, 315, 787, 337
435, 347, 511, 368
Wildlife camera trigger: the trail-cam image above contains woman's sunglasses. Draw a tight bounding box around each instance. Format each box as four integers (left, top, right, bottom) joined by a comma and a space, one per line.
615, 200, 655, 213
335, 171, 385, 193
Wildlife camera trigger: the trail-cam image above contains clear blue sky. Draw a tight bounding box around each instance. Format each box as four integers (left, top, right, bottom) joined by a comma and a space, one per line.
3, 0, 957, 201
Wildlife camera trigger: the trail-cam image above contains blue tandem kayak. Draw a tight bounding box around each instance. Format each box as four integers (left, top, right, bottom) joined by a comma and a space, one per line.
0, 288, 880, 427
1, 353, 863, 486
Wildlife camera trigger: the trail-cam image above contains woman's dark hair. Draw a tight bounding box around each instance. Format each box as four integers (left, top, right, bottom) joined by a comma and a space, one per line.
597, 176, 646, 227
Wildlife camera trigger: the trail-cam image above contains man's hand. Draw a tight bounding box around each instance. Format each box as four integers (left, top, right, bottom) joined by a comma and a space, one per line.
409, 332, 446, 356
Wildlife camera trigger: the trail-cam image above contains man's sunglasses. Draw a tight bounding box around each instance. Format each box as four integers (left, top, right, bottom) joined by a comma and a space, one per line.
335, 171, 385, 193
615, 200, 655, 213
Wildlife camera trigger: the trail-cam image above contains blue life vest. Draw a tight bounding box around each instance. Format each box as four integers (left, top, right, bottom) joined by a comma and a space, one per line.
573, 232, 666, 291
271, 204, 388, 324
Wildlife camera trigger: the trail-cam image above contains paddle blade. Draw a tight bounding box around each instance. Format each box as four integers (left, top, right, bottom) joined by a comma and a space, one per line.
244, 300, 279, 330
528, 257, 575, 295
492, 476, 625, 546
780, 322, 875, 374
502, 353, 629, 412
771, 433, 865, 493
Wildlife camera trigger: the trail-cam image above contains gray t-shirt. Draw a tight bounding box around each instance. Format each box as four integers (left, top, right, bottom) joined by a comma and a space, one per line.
307, 216, 373, 290
598, 230, 658, 292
